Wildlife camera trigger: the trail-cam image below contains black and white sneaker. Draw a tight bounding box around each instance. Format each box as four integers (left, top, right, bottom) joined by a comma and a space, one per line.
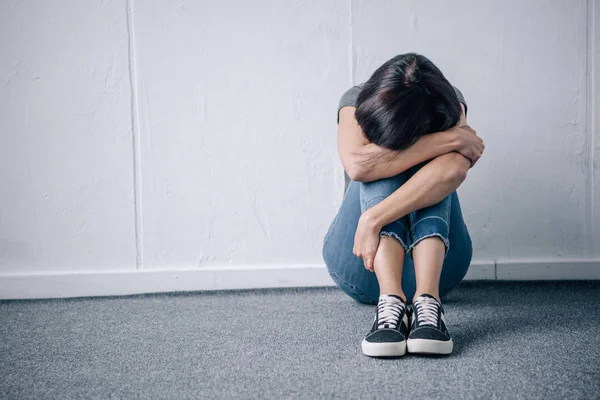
407, 294, 453, 355
361, 294, 409, 357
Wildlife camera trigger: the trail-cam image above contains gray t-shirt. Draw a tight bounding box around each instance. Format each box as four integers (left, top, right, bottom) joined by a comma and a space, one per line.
337, 83, 468, 191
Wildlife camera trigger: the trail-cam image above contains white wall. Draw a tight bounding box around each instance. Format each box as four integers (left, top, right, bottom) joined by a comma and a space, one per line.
1, 0, 599, 299
0, 1, 137, 272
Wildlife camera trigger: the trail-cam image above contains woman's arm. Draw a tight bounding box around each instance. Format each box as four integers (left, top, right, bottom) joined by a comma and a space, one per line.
359, 105, 479, 229
351, 104, 483, 270
337, 107, 453, 182
353, 151, 471, 270
337, 106, 482, 182
360, 152, 470, 230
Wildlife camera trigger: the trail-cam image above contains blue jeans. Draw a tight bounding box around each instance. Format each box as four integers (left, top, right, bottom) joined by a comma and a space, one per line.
322, 162, 473, 305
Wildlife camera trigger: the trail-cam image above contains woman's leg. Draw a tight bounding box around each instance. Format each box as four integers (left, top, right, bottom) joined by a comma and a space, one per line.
359, 174, 412, 302
411, 237, 446, 301
372, 237, 406, 300
329, 173, 413, 357
322, 170, 413, 305
408, 191, 472, 300
405, 185, 473, 355
323, 180, 471, 303
322, 180, 379, 305
323, 168, 471, 357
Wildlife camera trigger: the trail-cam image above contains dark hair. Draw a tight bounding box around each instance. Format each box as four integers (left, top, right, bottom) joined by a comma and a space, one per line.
355, 53, 462, 152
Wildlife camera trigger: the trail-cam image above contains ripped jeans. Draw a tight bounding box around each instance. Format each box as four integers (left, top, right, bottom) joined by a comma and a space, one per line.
322, 162, 473, 305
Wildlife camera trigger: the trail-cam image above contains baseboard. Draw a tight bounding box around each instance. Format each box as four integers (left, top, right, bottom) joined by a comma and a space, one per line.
465, 261, 496, 280
0, 265, 331, 300
496, 259, 600, 280
0, 260, 598, 300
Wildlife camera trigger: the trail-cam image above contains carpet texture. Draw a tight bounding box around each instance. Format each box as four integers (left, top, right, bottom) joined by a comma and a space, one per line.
1, 281, 599, 399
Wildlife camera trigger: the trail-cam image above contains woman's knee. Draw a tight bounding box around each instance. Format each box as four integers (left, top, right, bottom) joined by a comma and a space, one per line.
408, 219, 451, 258
359, 172, 411, 212
407, 191, 454, 257
358, 161, 437, 211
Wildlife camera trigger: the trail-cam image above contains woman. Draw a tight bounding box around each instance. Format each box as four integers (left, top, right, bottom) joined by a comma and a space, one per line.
322, 53, 484, 357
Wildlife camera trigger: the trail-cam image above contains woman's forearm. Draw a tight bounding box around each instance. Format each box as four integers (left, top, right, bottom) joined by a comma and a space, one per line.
364, 152, 471, 228
351, 131, 456, 182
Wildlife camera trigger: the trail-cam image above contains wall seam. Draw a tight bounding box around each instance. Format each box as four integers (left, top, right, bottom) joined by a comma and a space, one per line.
581, 0, 593, 259
126, 0, 144, 269
585, 0, 595, 259
589, 0, 597, 259
349, 0, 355, 84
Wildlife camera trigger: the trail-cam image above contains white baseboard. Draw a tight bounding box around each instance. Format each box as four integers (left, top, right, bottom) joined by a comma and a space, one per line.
496, 259, 600, 280
0, 260, 598, 300
0, 265, 332, 300
465, 261, 496, 280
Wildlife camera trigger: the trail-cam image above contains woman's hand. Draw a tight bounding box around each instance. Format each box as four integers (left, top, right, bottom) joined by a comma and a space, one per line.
448, 124, 484, 167
353, 210, 382, 272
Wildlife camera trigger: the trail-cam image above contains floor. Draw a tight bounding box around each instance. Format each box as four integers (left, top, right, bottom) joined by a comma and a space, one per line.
1, 281, 599, 399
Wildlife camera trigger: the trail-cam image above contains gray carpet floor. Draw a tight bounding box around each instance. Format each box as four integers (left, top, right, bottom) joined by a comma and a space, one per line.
1, 281, 599, 399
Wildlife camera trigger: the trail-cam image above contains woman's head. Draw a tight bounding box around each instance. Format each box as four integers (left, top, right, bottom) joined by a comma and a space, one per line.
355, 53, 462, 151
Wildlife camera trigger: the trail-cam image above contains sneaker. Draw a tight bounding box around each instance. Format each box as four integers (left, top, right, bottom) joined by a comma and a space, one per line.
407, 294, 453, 355
361, 294, 409, 357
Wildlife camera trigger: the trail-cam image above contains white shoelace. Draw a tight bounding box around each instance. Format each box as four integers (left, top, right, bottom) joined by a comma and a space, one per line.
377, 296, 405, 329
413, 296, 440, 326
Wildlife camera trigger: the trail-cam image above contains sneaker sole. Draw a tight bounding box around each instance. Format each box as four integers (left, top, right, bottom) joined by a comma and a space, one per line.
407, 338, 453, 355
361, 339, 406, 357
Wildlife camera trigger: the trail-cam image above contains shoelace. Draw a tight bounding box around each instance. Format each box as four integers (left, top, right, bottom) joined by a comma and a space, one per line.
377, 296, 405, 329
413, 296, 440, 326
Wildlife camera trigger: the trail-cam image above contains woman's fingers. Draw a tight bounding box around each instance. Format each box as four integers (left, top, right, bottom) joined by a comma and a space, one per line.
365, 248, 377, 271
364, 254, 374, 271
459, 124, 483, 168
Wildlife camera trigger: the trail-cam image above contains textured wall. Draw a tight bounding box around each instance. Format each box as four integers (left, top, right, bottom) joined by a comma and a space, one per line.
0, 0, 598, 277
132, 0, 350, 268
0, 1, 136, 272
